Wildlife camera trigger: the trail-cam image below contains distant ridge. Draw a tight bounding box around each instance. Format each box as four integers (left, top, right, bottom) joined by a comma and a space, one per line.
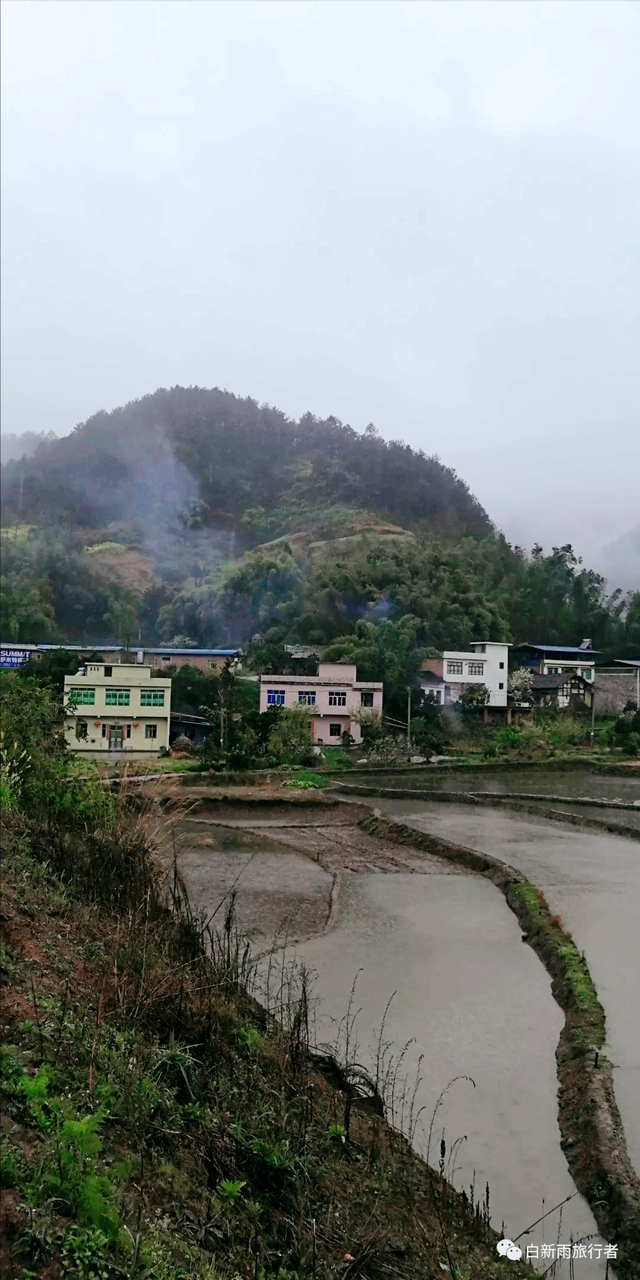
0, 385, 492, 541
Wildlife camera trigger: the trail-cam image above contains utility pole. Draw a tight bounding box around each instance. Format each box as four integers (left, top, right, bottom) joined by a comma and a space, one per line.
407, 685, 412, 749
590, 676, 596, 747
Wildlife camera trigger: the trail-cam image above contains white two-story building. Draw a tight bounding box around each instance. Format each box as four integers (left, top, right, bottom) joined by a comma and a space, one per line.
64, 662, 171, 755
420, 642, 511, 708
259, 662, 382, 746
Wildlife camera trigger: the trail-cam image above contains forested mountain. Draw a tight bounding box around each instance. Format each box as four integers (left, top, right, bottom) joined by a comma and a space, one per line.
0, 385, 490, 538
1, 385, 638, 660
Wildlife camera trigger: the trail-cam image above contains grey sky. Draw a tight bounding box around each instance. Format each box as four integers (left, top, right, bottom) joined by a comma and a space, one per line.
2, 0, 639, 577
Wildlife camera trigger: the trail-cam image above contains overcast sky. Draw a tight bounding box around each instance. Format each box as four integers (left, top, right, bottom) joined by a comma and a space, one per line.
2, 0, 639, 578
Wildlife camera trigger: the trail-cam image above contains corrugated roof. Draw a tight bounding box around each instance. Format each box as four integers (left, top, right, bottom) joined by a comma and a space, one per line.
146, 648, 240, 657
170, 712, 213, 725
37, 643, 122, 652
515, 643, 600, 654
35, 644, 240, 657
532, 673, 590, 689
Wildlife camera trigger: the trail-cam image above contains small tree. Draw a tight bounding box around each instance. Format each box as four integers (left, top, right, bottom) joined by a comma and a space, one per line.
103, 588, 143, 650
508, 668, 534, 704
351, 707, 385, 745
266, 707, 312, 763
459, 683, 490, 712
164, 634, 198, 648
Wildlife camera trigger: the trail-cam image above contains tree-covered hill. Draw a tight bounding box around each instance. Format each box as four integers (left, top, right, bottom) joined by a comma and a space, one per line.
0, 385, 492, 539
1, 385, 638, 662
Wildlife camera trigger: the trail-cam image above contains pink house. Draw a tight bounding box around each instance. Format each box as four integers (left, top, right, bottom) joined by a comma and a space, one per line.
259, 663, 383, 746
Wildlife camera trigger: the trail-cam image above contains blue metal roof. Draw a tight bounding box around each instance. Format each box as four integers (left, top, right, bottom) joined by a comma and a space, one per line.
146, 648, 240, 656
515, 643, 601, 654
37, 643, 122, 652
34, 644, 240, 656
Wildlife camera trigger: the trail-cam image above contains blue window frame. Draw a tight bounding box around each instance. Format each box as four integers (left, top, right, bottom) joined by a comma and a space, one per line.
267, 689, 285, 706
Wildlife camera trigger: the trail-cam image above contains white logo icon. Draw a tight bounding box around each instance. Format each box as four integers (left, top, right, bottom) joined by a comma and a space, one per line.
496, 1239, 523, 1261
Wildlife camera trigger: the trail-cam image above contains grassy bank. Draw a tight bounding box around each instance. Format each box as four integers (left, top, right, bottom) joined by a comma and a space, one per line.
361, 814, 640, 1279
0, 822, 541, 1280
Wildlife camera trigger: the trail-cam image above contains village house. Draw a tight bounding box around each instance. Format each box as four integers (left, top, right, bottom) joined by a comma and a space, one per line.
529, 672, 594, 711
258, 662, 383, 746
419, 642, 510, 708
64, 661, 171, 756
511, 639, 599, 682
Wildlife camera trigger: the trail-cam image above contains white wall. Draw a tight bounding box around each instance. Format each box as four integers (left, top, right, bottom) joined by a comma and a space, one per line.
442, 643, 509, 707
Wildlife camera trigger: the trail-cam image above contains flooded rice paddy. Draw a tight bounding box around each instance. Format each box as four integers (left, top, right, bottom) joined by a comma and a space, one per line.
346, 768, 640, 833
362, 768, 640, 803
173, 803, 619, 1274
378, 799, 640, 1181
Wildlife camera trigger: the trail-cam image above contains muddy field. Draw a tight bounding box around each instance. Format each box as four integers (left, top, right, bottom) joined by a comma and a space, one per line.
166, 794, 612, 1274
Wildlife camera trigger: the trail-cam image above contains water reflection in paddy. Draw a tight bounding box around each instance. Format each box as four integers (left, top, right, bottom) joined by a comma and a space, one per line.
293, 872, 606, 1275
378, 799, 640, 1182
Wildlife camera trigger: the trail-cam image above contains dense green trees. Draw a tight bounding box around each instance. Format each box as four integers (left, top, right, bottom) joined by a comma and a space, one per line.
2, 520, 638, 666
0, 385, 637, 663
1, 386, 492, 538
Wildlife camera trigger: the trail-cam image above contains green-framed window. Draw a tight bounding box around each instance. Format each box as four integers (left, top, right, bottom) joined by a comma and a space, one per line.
105, 688, 130, 706
140, 689, 165, 706
69, 687, 95, 705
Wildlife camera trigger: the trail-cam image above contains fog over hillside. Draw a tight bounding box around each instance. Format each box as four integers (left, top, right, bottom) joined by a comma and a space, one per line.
2, 2, 639, 585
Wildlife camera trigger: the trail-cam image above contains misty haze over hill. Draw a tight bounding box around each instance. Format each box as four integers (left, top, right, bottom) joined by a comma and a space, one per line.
0, 431, 57, 465
2, 2, 639, 582
2, 384, 638, 662
0, 385, 492, 540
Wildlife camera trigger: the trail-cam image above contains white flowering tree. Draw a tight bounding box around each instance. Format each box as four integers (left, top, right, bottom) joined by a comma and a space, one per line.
508, 667, 534, 704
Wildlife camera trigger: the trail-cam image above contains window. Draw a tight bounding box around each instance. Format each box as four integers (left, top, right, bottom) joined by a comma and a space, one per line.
140, 689, 165, 706
446, 661, 463, 675
105, 688, 130, 706
267, 689, 285, 706
328, 691, 347, 706
69, 687, 95, 705
467, 662, 484, 676
145, 724, 157, 739
329, 723, 341, 737
580, 668, 592, 680
298, 691, 316, 705
75, 720, 88, 740
360, 691, 374, 707
499, 682, 504, 690
104, 665, 112, 677
499, 662, 505, 670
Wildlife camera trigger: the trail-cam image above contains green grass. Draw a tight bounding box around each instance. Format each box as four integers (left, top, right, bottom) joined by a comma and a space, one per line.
84, 541, 127, 555
512, 882, 603, 1046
